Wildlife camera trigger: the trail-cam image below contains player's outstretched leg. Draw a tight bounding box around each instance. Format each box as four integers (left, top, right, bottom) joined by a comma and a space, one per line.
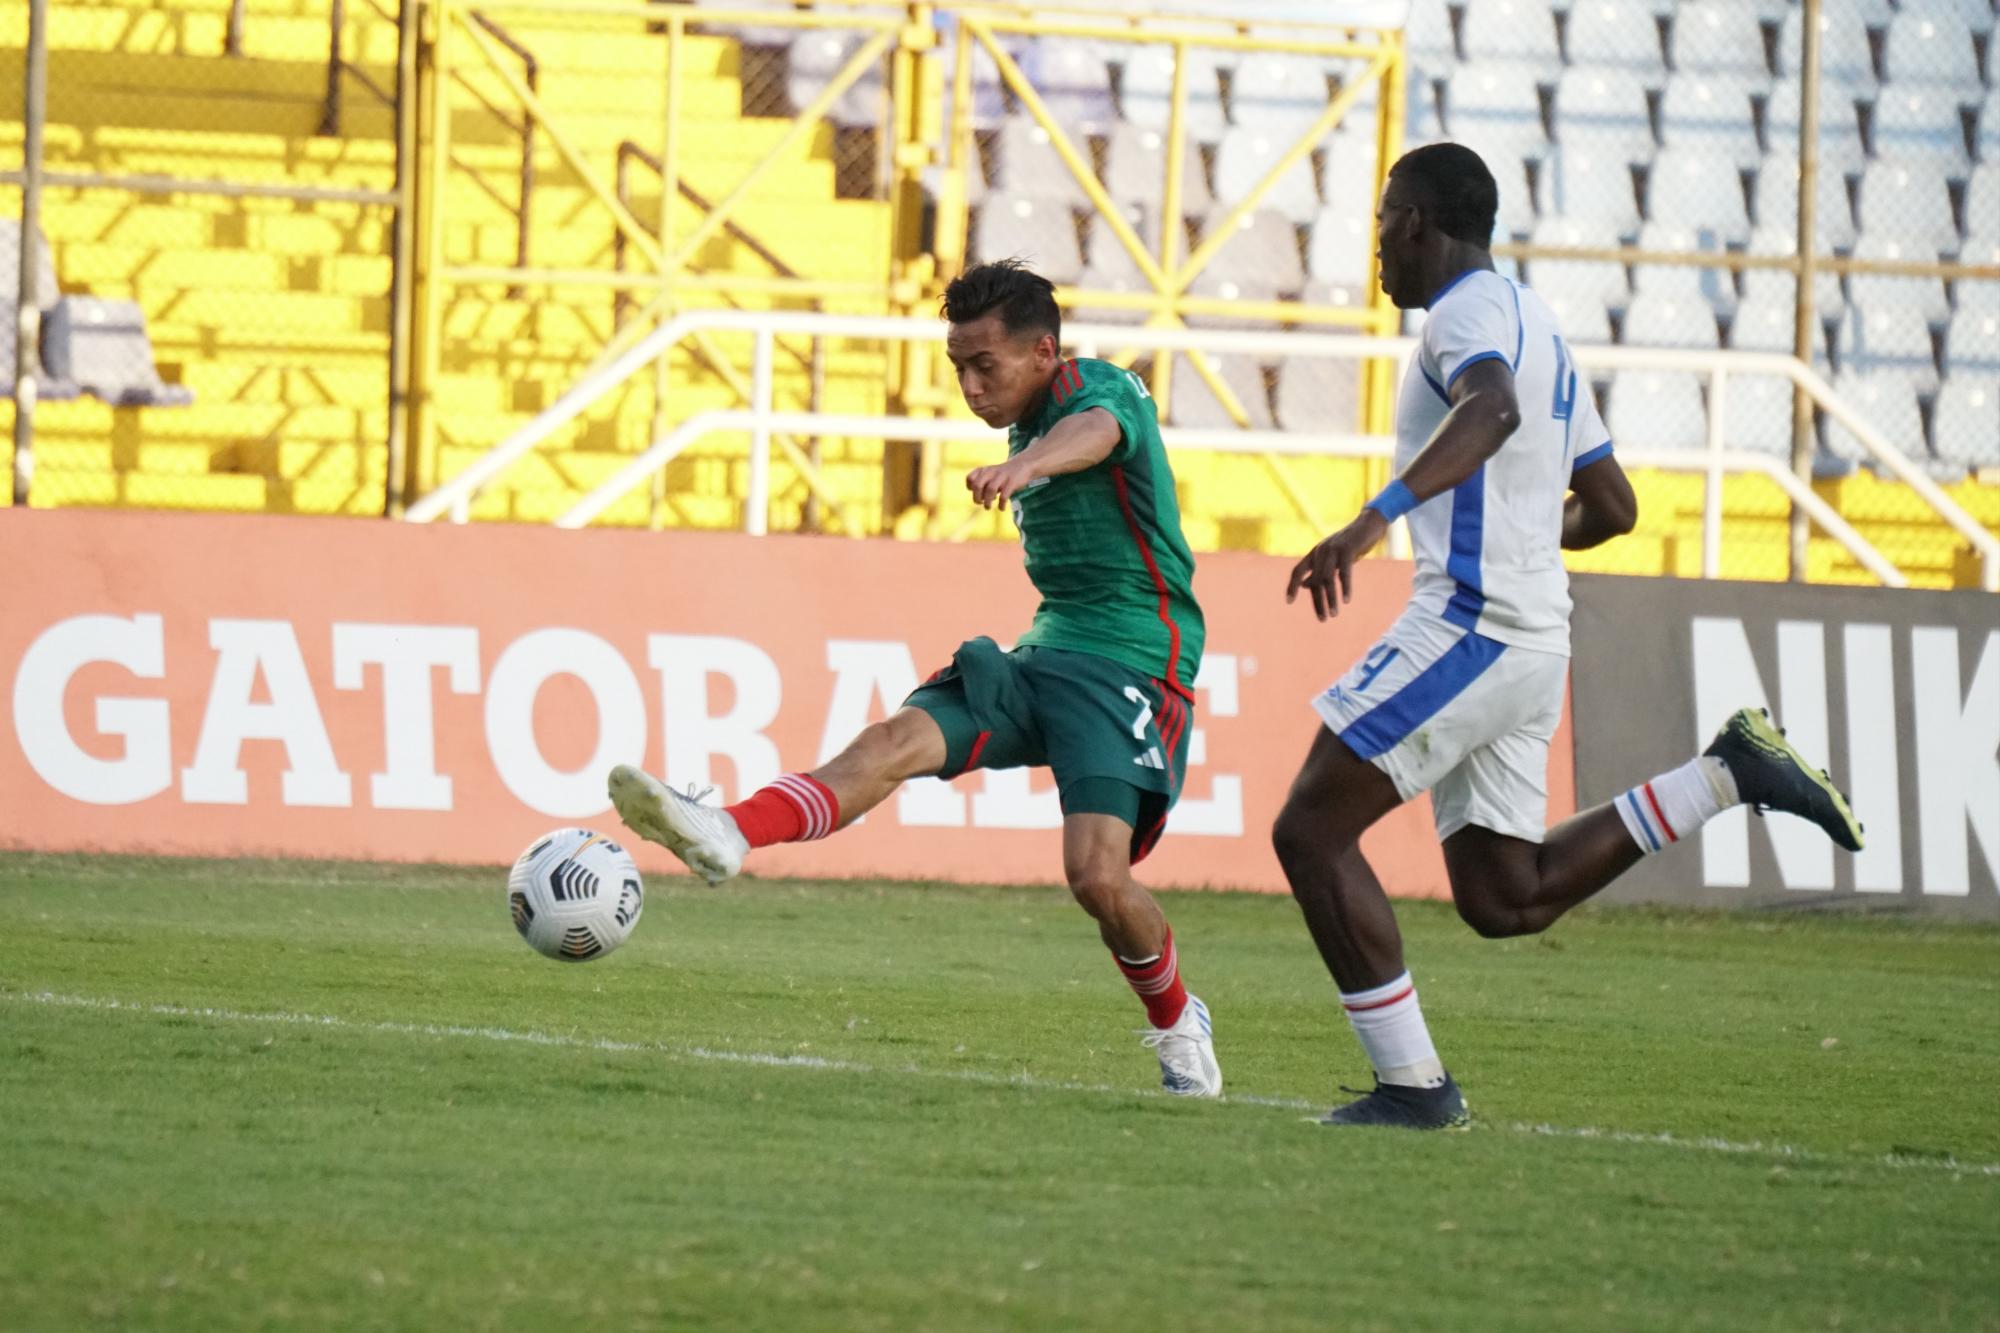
1271, 730, 1468, 1130
1064, 813, 1221, 1097
608, 709, 948, 886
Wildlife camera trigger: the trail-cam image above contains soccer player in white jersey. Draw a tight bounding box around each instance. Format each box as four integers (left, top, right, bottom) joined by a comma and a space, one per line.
1274, 144, 1865, 1130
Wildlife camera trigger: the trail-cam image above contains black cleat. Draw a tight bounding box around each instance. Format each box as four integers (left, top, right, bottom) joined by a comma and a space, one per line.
1704, 707, 1865, 853
1319, 1074, 1470, 1130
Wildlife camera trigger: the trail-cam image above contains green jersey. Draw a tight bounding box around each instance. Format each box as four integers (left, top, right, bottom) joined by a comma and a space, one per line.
1007, 357, 1204, 694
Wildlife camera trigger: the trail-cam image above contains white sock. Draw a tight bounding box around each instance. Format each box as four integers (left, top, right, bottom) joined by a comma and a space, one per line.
1615, 756, 1738, 855
1340, 971, 1446, 1089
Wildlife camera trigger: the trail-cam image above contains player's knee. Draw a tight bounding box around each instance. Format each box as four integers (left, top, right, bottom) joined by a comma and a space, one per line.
1454, 893, 1542, 940
1065, 865, 1126, 921
1271, 801, 1345, 882
847, 713, 936, 780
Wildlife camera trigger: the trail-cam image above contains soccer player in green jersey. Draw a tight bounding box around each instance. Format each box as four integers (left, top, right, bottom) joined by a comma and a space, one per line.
608, 260, 1222, 1096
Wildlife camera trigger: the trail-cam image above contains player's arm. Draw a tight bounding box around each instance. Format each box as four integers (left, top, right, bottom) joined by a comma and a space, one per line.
967, 407, 1121, 508
1286, 358, 1521, 621
1563, 450, 1638, 549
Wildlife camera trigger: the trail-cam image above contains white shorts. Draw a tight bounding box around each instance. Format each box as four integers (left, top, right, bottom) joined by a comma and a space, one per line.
1311, 610, 1567, 843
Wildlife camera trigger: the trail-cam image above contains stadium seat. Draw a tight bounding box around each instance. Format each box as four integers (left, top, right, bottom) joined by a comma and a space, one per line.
1900, 0, 1997, 39
1185, 274, 1286, 329
1440, 64, 1550, 163
1211, 127, 1323, 224
1541, 291, 1616, 344
1871, 86, 1975, 176
1645, 147, 1751, 244
1538, 144, 1643, 235
1552, 68, 1658, 165
1824, 369, 1926, 460
1932, 374, 2000, 466
969, 193, 1084, 283
1722, 374, 1799, 455
1836, 303, 1942, 393
1445, 137, 1540, 238
1961, 164, 2000, 246
1102, 123, 1214, 219
1752, 154, 1860, 251
1274, 354, 1363, 433
43, 297, 193, 408
1623, 291, 1722, 348
1855, 160, 1961, 254
1882, 10, 1987, 101
1632, 221, 1739, 314
987, 116, 1092, 205
1945, 299, 2000, 376
1729, 291, 1829, 363
1764, 79, 1869, 179
1319, 131, 1381, 206
1306, 202, 1375, 290
0, 218, 61, 396
1667, 2, 1772, 81
1343, 57, 1448, 143
1605, 370, 1709, 449
1230, 53, 1334, 138
1117, 45, 1230, 142
1527, 216, 1631, 314
1163, 353, 1275, 429
1460, 0, 1562, 66
1403, 0, 1459, 66
1018, 42, 1117, 136
1659, 74, 1764, 171
1847, 234, 1953, 324
787, 31, 887, 129
1979, 90, 2000, 162
1740, 226, 1847, 319
1194, 205, 1305, 291
1562, 0, 1668, 81
1775, 6, 1878, 95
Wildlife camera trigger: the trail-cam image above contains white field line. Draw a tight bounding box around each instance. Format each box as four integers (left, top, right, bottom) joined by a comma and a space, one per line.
10, 988, 1997, 1180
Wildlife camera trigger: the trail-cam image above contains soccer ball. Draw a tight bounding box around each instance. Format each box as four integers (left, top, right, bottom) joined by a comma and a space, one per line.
507, 828, 644, 962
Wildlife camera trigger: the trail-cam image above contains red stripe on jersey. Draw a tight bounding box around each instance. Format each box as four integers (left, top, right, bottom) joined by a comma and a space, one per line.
1050, 360, 1079, 405
1112, 466, 1191, 699
1642, 782, 1678, 842
1342, 985, 1415, 1013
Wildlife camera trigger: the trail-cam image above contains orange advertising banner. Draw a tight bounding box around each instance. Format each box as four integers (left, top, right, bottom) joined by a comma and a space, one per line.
0, 510, 1573, 896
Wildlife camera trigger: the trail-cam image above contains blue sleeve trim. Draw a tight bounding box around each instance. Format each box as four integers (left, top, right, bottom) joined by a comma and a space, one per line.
1445, 350, 1508, 392
1571, 441, 1614, 472
1421, 366, 1451, 404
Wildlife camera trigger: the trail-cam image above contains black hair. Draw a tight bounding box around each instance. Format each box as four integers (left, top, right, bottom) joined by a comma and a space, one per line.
941, 258, 1061, 343
1387, 142, 1499, 247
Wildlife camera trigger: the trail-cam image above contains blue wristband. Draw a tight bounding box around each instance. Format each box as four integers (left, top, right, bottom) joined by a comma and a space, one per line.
1365, 479, 1419, 523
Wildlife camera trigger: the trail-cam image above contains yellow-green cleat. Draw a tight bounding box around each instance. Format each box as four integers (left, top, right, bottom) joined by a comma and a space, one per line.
1703, 707, 1865, 853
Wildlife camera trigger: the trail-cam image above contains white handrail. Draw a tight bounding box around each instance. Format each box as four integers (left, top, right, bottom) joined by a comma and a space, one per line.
406, 308, 1994, 589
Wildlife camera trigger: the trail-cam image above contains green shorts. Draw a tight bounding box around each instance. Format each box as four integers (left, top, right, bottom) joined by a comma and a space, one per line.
903, 638, 1196, 864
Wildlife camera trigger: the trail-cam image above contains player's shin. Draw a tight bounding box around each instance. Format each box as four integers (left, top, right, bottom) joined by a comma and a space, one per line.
1339, 972, 1448, 1090
725, 774, 842, 849
1113, 925, 1188, 1029
1613, 757, 1737, 855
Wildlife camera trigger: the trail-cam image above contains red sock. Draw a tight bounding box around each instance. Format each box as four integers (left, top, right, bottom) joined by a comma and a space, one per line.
725, 774, 840, 849
1114, 927, 1188, 1029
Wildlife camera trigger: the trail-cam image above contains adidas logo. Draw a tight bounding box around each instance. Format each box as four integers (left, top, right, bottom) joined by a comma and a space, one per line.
1133, 747, 1165, 770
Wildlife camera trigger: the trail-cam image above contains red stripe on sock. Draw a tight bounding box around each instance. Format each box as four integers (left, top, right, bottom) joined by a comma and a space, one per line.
727, 774, 840, 848
1115, 928, 1188, 1028
1642, 782, 1678, 842
1342, 985, 1414, 1013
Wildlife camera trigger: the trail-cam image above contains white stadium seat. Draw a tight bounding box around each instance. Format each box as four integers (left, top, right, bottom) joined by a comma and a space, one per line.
1961, 165, 2000, 247
1306, 203, 1375, 288
1460, 0, 1562, 65
1539, 144, 1643, 235
1441, 64, 1549, 162
1622, 291, 1722, 348
1563, 0, 1668, 81
1211, 127, 1323, 223
1729, 292, 1829, 362
1882, 10, 1987, 100
1846, 234, 1952, 324
1443, 135, 1539, 237
1118, 45, 1230, 141
1855, 160, 1961, 254
1645, 147, 1751, 244
1932, 375, 2000, 466
1194, 205, 1305, 291
969, 193, 1084, 284
1871, 86, 1975, 176
1740, 226, 1847, 320
1722, 375, 1798, 455
1403, 0, 1458, 65
1764, 79, 1869, 179
1824, 370, 1926, 460
1752, 153, 1859, 251
787, 31, 887, 129
1979, 90, 2000, 163
1553, 67, 1657, 164
1274, 355, 1363, 433
1527, 216, 1631, 314
1184, 274, 1286, 329
1102, 123, 1213, 218
1632, 221, 1739, 314
1668, 2, 1772, 80
1836, 303, 1942, 393
1659, 75, 1764, 171
1900, 0, 1997, 39
1776, 6, 1878, 94
1163, 353, 1274, 429
986, 117, 1093, 205
1018, 43, 1117, 136
1606, 370, 1709, 450
1540, 290, 1616, 344
1944, 303, 2000, 375
1230, 53, 1334, 138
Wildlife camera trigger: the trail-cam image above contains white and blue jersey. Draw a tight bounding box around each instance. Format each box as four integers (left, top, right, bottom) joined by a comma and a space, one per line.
1394, 268, 1611, 658
1310, 268, 1612, 842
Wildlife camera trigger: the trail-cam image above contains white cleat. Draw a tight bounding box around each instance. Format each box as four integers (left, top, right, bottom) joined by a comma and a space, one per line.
1141, 994, 1222, 1098
606, 764, 749, 886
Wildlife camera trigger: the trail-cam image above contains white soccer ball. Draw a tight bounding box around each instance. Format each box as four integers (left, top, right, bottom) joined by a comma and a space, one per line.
506, 828, 645, 962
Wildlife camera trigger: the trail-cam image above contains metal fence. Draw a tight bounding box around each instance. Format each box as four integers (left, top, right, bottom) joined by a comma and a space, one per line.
3, 0, 407, 514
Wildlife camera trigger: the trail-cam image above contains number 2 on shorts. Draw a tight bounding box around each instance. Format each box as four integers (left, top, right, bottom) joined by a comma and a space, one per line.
1122, 686, 1154, 740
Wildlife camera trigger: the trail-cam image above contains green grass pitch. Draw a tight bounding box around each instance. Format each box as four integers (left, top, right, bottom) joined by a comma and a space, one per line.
2, 852, 1996, 1331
